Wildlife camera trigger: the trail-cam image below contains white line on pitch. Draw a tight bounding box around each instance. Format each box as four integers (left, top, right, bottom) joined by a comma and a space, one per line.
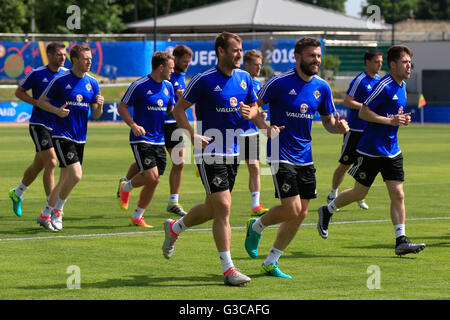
0, 216, 448, 242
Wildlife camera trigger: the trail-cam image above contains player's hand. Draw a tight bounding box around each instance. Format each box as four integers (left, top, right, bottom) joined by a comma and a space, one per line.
335, 112, 349, 133
96, 94, 104, 105
238, 102, 251, 120
192, 133, 212, 150
266, 125, 285, 139
176, 88, 184, 99
131, 123, 146, 137
259, 110, 268, 121
57, 103, 70, 118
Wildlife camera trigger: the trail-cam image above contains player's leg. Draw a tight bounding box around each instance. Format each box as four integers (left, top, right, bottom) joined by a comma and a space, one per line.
166, 146, 187, 216
116, 162, 139, 198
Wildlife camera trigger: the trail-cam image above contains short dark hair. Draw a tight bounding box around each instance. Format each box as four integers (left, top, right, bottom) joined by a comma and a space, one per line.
70, 44, 91, 62
294, 37, 322, 55
46, 42, 66, 55
364, 49, 383, 64
152, 51, 174, 70
243, 49, 263, 64
172, 45, 193, 58
214, 32, 242, 56
387, 45, 413, 68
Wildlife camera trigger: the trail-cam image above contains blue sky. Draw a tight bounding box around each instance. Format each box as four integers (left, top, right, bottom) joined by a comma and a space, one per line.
345, 0, 367, 17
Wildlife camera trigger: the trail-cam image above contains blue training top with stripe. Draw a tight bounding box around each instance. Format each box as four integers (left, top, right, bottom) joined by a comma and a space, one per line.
165, 71, 186, 124
259, 67, 336, 165
346, 71, 381, 132
357, 73, 407, 158
20, 65, 68, 130
237, 77, 260, 136
122, 75, 175, 145
183, 66, 258, 156
43, 70, 100, 143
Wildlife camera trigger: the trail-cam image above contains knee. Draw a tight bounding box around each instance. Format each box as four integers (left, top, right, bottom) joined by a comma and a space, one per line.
391, 188, 405, 202
173, 162, 185, 171
281, 202, 304, 220
142, 170, 160, 186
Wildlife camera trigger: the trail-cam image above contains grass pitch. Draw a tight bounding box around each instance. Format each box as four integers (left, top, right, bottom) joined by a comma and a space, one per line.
0, 123, 449, 300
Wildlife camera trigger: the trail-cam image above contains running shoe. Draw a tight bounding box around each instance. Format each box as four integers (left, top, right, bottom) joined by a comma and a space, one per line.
166, 202, 187, 216
395, 236, 426, 256
129, 216, 153, 228
118, 181, 130, 210
8, 189, 23, 217
261, 262, 292, 279
51, 209, 63, 231
251, 204, 269, 216
162, 219, 178, 259
37, 214, 56, 231
223, 267, 251, 286
358, 200, 369, 210
317, 205, 333, 239
116, 177, 127, 198
245, 218, 262, 258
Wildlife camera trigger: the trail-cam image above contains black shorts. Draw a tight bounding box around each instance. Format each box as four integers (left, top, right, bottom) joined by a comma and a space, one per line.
270, 162, 317, 200
197, 157, 239, 194
348, 153, 404, 187
29, 124, 54, 152
53, 138, 84, 168
238, 134, 260, 162
164, 122, 185, 150
131, 143, 166, 175
339, 130, 363, 165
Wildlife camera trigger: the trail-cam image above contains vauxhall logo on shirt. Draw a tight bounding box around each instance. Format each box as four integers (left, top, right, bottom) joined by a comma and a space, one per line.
66, 94, 89, 107
215, 97, 240, 113
285, 103, 313, 119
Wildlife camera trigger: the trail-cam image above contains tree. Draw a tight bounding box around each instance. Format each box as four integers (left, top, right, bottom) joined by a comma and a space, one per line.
415, 0, 449, 20
0, 0, 29, 33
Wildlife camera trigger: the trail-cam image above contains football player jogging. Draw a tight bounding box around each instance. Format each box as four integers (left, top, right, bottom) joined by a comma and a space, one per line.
245, 38, 349, 278
8, 43, 68, 217
116, 46, 192, 218
36, 44, 104, 231
240, 49, 269, 216
162, 32, 260, 286
327, 50, 383, 210
317, 45, 426, 256
117, 52, 175, 228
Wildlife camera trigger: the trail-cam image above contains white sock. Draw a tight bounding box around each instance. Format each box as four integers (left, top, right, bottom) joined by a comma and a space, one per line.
42, 203, 53, 217
54, 197, 67, 211
219, 251, 234, 274
169, 194, 179, 203
394, 224, 406, 238
132, 207, 145, 220
15, 181, 27, 198
327, 200, 338, 214
264, 247, 283, 266
122, 180, 134, 193
252, 217, 266, 234
251, 192, 260, 209
329, 188, 338, 198
171, 217, 187, 235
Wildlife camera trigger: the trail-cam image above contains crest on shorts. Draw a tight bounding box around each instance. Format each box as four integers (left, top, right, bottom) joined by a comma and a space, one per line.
343, 155, 349, 162
41, 139, 48, 146
229, 97, 238, 108
313, 90, 321, 100
85, 83, 92, 91
212, 176, 223, 187
144, 158, 152, 166
300, 103, 308, 114
67, 152, 74, 160
281, 182, 291, 193
240, 80, 247, 90
359, 172, 367, 180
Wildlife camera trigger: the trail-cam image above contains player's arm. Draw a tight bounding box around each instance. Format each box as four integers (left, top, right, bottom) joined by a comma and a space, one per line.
37, 94, 70, 118
173, 96, 211, 149
15, 86, 38, 107
359, 105, 410, 126
321, 112, 349, 134
90, 93, 104, 120
117, 101, 145, 136
343, 94, 363, 110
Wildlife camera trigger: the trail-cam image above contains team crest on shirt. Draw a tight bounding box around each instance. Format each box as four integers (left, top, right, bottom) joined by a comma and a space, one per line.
85, 83, 92, 91
229, 97, 238, 108
76, 94, 83, 102
157, 99, 164, 107
313, 89, 321, 100
300, 104, 309, 114
164, 88, 169, 96
240, 80, 247, 90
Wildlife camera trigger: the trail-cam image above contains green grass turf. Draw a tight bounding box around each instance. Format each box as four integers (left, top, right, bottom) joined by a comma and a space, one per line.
0, 123, 449, 300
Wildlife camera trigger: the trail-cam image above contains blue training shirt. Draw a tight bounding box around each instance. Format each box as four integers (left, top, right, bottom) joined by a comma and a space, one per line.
357, 74, 406, 158
259, 68, 336, 165
43, 70, 100, 143
122, 75, 175, 145
238, 77, 260, 136
346, 71, 381, 132
183, 66, 258, 157
165, 71, 186, 124
20, 65, 68, 130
